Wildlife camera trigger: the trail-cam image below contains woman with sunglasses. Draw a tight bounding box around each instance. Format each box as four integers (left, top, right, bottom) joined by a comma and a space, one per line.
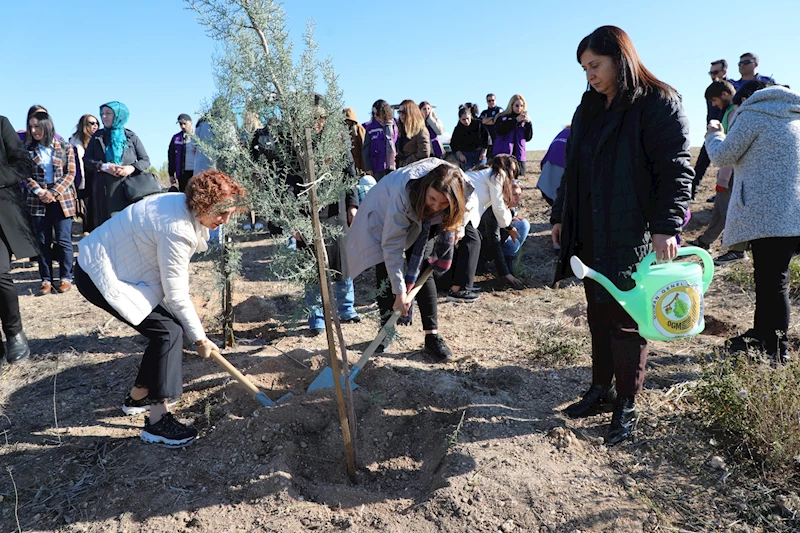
70, 114, 99, 233
396, 100, 431, 167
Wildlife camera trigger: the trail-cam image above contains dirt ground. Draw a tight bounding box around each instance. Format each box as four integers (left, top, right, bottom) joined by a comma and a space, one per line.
1, 152, 798, 533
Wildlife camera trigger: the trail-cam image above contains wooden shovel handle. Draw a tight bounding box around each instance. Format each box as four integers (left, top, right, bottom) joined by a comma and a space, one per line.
353, 267, 434, 370
209, 348, 260, 396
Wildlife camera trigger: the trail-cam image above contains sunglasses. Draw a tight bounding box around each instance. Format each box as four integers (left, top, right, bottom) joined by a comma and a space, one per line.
708, 69, 722, 76
738, 59, 756, 66
87, 121, 99, 126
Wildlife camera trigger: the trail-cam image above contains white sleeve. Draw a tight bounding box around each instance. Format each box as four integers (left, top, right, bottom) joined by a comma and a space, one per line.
157, 233, 206, 342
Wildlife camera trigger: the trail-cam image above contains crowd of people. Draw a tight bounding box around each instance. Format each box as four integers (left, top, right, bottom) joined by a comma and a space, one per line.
0, 25, 797, 449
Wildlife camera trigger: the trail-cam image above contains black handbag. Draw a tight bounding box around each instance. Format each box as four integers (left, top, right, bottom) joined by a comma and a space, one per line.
122, 172, 163, 203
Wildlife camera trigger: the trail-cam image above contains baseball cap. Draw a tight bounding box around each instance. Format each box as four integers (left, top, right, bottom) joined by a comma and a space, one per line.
177, 113, 192, 124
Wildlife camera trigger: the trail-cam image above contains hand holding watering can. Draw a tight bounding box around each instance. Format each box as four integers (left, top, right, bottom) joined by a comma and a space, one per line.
570, 246, 714, 342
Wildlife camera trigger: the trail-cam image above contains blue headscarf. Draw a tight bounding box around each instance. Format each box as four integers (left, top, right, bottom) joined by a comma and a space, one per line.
100, 101, 129, 165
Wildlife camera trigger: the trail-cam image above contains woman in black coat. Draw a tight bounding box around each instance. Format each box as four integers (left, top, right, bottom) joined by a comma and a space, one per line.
550, 26, 692, 445
0, 116, 39, 370
84, 101, 151, 226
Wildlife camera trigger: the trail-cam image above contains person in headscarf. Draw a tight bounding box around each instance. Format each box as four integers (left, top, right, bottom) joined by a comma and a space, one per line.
84, 101, 151, 226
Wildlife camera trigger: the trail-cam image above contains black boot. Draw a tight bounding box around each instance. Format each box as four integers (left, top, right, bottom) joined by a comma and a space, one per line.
606, 395, 638, 446
424, 333, 453, 362
6, 331, 30, 364
564, 383, 617, 418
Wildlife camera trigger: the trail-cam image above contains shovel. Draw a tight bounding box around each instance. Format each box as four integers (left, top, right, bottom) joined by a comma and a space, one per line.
307, 267, 433, 392
210, 348, 293, 407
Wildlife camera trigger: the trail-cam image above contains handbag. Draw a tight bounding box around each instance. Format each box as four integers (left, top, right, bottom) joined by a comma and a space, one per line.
122, 172, 163, 203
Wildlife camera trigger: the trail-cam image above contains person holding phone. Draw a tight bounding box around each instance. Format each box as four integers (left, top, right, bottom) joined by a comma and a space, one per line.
492, 94, 533, 175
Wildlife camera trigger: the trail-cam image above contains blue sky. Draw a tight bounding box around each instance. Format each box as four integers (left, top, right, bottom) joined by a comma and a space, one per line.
3, 0, 798, 168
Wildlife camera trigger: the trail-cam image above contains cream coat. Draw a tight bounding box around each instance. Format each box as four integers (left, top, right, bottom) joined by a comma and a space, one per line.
463, 168, 512, 230
77, 193, 210, 342
346, 158, 462, 295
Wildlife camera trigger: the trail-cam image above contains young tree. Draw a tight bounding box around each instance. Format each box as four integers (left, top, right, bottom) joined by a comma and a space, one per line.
187, 0, 358, 480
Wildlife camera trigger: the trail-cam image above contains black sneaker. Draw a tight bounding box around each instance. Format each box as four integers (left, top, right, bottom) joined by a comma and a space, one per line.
425, 333, 453, 362
341, 315, 362, 324
706, 195, 716, 203
714, 250, 746, 266
141, 412, 198, 448
122, 395, 179, 416
446, 289, 480, 303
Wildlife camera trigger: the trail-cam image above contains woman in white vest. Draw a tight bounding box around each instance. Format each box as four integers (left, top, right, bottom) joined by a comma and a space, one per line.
75, 170, 245, 448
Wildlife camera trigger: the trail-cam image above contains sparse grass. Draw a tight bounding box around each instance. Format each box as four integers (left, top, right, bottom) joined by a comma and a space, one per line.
720, 256, 800, 294
696, 351, 800, 475
518, 323, 589, 366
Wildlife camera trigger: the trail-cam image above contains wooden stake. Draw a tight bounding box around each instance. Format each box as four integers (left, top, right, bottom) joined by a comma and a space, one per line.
221, 231, 235, 348
304, 128, 357, 482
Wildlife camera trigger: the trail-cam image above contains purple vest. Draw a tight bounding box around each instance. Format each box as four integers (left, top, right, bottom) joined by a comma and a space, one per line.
363, 119, 397, 172
492, 115, 527, 161
541, 127, 570, 168
426, 124, 444, 158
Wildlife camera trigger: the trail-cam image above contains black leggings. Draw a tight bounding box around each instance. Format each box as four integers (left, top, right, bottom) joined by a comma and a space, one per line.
75, 264, 185, 401
375, 238, 438, 331
0, 230, 22, 338
750, 236, 800, 357
450, 222, 481, 289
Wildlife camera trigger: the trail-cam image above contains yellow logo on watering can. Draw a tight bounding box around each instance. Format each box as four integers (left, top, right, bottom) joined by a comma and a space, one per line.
652, 280, 703, 338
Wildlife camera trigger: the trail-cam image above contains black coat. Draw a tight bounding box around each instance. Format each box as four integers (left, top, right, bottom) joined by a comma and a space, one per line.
0, 116, 39, 259
551, 89, 693, 299
450, 119, 490, 153
84, 128, 151, 225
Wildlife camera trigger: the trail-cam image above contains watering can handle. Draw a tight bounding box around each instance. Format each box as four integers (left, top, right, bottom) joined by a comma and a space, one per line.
639, 246, 714, 293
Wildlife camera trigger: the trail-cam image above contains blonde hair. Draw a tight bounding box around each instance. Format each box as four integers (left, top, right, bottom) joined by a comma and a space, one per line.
400, 99, 425, 138
499, 94, 527, 118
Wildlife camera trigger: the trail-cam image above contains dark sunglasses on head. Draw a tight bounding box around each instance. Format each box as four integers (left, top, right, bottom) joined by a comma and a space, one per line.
738, 59, 756, 66
708, 69, 722, 75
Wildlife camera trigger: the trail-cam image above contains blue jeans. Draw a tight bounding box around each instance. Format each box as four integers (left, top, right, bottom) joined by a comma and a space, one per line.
460, 150, 486, 171
501, 219, 531, 257
32, 203, 74, 282
305, 278, 357, 330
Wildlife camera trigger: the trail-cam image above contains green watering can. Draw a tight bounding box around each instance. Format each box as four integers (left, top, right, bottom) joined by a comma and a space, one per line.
570, 246, 714, 342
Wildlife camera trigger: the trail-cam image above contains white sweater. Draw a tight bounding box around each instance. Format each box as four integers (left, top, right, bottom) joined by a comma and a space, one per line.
463, 168, 512, 230
78, 193, 210, 342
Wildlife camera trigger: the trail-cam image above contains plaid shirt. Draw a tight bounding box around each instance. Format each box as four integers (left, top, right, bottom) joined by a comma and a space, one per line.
27, 138, 77, 217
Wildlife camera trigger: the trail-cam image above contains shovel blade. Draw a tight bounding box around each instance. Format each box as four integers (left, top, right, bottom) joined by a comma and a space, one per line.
254, 391, 277, 407
307, 366, 362, 392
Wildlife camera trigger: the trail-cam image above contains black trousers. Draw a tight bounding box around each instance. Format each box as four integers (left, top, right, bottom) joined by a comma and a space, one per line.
584, 281, 648, 397
375, 237, 438, 331
750, 236, 800, 357
692, 145, 711, 196
178, 171, 194, 193
0, 230, 22, 338
478, 209, 512, 277
451, 222, 481, 289
75, 264, 184, 401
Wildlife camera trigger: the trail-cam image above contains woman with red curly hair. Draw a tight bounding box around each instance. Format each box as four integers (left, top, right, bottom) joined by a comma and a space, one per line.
75, 170, 244, 447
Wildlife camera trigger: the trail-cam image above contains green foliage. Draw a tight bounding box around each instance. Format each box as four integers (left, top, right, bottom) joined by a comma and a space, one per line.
672, 297, 689, 319
187, 0, 355, 287
696, 352, 800, 472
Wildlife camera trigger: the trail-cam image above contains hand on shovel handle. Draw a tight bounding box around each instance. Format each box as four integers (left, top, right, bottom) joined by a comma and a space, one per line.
195, 338, 217, 359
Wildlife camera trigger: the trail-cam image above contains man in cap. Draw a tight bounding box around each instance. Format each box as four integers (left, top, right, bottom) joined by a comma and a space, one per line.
168, 113, 196, 192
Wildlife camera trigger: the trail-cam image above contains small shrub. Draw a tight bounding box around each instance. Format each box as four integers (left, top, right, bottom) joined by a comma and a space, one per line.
696, 351, 800, 473
520, 324, 588, 366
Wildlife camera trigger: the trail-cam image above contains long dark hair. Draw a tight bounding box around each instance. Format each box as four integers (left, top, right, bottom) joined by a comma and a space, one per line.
73, 114, 98, 148
26, 112, 55, 147
577, 26, 675, 104
407, 164, 467, 231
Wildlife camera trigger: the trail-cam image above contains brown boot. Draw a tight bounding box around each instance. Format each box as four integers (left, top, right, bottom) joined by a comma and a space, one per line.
37, 281, 52, 296
57, 280, 72, 293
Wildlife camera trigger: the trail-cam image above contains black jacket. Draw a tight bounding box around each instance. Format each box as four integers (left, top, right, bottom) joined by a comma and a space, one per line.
551, 89, 693, 299
0, 117, 38, 259
450, 119, 490, 153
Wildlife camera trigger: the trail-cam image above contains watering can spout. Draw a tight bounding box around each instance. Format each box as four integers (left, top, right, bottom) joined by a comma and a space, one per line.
570, 256, 632, 309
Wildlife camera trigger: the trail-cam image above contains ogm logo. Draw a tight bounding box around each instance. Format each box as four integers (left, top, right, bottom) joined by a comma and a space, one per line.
652, 281, 703, 338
